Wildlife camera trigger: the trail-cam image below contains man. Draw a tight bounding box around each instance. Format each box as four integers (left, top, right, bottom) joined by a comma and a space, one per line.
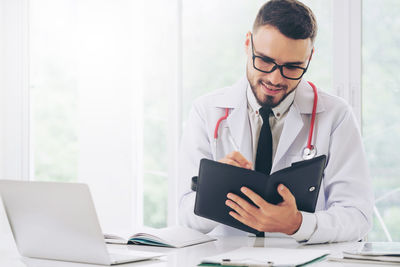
178, 0, 373, 244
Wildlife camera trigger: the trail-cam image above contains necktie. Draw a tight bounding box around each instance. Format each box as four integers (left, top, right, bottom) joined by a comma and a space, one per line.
255, 108, 273, 175
254, 108, 272, 238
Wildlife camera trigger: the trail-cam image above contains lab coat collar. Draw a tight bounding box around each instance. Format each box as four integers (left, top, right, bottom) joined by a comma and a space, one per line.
293, 79, 325, 114
211, 77, 325, 114
212, 77, 247, 109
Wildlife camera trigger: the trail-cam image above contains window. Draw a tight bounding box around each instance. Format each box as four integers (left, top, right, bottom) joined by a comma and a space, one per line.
29, 0, 181, 232
2, 0, 399, 241
30, 0, 78, 183
28, 0, 332, 232
362, 0, 400, 241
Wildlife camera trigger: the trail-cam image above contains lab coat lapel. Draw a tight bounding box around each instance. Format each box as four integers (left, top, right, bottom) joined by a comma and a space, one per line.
272, 104, 303, 172
226, 100, 252, 162
213, 77, 253, 162
271, 79, 325, 172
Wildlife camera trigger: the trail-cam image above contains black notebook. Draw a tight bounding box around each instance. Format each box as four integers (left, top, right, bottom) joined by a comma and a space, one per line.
194, 155, 326, 235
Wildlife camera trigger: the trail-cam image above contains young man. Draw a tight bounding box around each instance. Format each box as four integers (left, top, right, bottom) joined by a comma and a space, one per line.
178, 0, 373, 244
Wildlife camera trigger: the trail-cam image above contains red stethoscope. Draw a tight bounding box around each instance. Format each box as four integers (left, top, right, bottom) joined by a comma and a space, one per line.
213, 81, 318, 161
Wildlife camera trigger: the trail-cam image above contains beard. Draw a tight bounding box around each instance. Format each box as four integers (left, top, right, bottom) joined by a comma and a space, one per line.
249, 78, 289, 109
246, 67, 296, 109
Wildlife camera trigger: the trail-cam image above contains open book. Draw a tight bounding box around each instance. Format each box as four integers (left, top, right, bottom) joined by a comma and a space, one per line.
104, 226, 216, 248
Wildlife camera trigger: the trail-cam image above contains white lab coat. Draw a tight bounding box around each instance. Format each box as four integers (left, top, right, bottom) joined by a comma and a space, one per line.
178, 77, 374, 244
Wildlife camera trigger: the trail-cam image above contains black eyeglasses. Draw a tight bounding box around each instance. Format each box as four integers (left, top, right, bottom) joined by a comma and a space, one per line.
250, 34, 312, 80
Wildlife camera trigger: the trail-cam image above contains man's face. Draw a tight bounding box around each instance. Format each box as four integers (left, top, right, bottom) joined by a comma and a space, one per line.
245, 25, 313, 108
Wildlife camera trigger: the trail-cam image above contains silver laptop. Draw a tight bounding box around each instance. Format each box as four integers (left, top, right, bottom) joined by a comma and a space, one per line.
0, 180, 163, 265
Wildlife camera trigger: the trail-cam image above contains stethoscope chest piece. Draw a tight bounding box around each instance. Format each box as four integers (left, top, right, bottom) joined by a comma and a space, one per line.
302, 145, 317, 160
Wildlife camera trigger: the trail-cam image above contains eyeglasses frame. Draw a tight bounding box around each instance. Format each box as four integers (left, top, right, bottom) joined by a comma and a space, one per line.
250, 33, 313, 80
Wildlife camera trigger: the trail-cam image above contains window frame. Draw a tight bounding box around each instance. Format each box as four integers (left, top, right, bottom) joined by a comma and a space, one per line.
0, 0, 31, 181
332, 0, 362, 125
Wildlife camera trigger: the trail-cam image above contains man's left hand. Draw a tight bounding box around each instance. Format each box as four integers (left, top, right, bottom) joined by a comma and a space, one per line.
225, 184, 302, 235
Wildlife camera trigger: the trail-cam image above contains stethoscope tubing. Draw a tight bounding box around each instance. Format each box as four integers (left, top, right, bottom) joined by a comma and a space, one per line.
306, 81, 318, 151
214, 108, 229, 139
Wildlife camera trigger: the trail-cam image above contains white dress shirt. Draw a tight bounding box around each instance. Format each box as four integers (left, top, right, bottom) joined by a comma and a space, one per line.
246, 83, 295, 163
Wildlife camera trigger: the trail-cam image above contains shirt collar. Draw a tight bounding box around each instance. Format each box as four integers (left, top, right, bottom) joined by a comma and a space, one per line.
246, 82, 296, 120
247, 83, 261, 114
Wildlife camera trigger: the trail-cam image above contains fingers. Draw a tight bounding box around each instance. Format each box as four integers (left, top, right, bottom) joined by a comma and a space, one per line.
240, 187, 274, 209
226, 193, 259, 214
218, 151, 252, 169
228, 211, 261, 231
227, 151, 252, 168
226, 185, 300, 234
218, 158, 242, 168
277, 184, 296, 206
225, 199, 250, 218
226, 196, 261, 231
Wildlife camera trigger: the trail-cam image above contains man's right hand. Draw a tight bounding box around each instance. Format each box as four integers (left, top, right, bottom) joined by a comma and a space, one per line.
218, 151, 253, 170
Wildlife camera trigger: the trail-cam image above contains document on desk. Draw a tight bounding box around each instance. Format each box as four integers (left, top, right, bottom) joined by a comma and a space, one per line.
199, 247, 330, 266
335, 242, 400, 264
104, 226, 216, 248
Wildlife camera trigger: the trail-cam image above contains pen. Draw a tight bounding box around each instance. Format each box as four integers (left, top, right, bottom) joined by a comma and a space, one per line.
212, 130, 239, 161
228, 132, 239, 151
221, 264, 272, 267
221, 258, 274, 267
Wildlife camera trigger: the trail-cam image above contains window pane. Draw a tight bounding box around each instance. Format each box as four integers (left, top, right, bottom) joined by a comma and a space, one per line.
302, 0, 332, 92
30, 0, 147, 233
30, 0, 78, 182
30, 0, 180, 230
362, 0, 400, 241
141, 0, 179, 228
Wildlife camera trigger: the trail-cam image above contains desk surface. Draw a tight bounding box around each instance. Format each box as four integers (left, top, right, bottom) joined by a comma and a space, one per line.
0, 228, 390, 267
0, 201, 388, 267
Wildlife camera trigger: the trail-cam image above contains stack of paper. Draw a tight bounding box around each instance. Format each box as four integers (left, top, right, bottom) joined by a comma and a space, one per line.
340, 242, 400, 264
199, 247, 330, 266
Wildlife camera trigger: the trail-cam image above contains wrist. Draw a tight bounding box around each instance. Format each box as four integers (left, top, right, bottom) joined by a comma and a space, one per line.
287, 211, 302, 235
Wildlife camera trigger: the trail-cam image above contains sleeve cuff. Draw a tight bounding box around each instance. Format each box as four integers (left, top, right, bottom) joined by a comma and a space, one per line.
289, 211, 317, 242
179, 191, 218, 233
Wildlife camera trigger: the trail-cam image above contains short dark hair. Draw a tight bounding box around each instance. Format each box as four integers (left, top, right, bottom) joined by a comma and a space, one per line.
253, 0, 317, 42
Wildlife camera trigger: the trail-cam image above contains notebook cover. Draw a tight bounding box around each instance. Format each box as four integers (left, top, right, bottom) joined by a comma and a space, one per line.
194, 160, 267, 234
194, 155, 326, 234
263, 155, 326, 212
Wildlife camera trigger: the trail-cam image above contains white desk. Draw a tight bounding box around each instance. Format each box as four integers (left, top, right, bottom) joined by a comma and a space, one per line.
0, 200, 389, 267
0, 226, 391, 267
